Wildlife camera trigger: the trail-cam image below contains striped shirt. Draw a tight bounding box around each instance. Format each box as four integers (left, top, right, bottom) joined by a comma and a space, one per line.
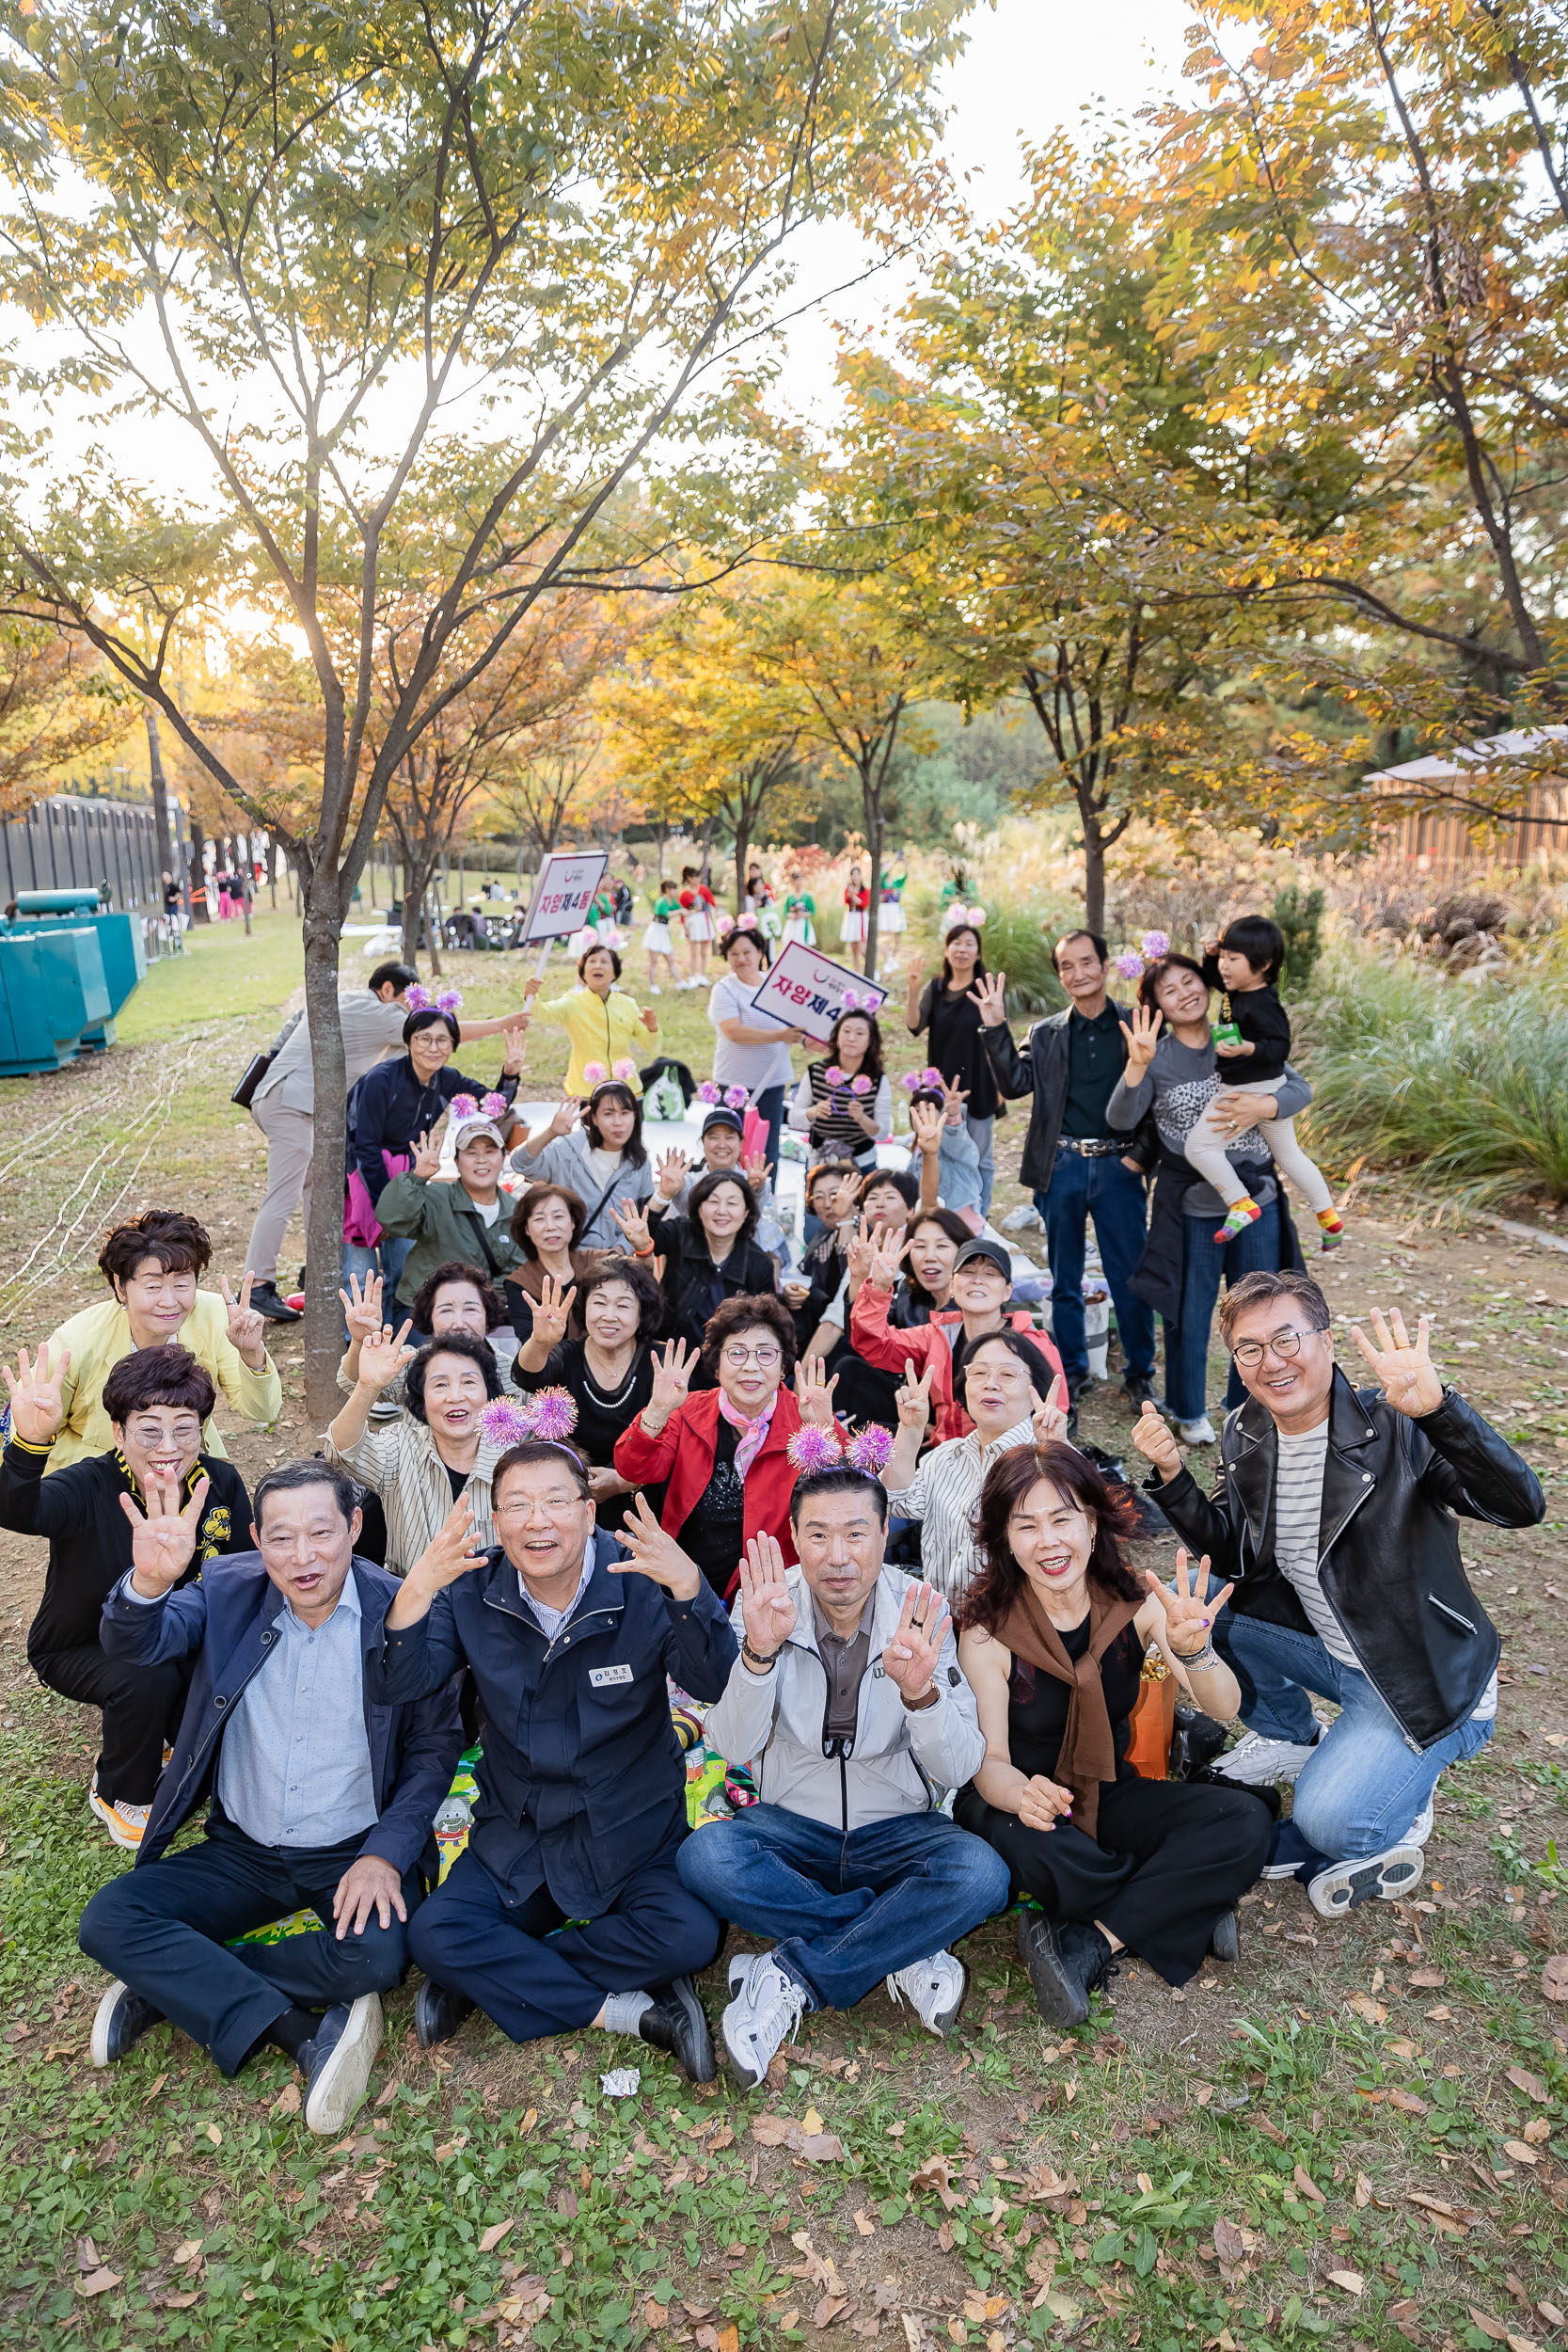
324, 1411, 501, 1580
885, 1418, 1037, 1604
1271, 1422, 1354, 1664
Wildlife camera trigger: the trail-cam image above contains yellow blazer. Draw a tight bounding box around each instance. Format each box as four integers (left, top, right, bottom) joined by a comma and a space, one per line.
535, 985, 650, 1097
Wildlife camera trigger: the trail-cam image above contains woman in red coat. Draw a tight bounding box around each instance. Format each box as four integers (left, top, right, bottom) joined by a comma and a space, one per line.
613, 1294, 839, 1594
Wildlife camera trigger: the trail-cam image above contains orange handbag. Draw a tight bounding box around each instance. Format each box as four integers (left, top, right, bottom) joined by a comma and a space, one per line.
1125, 1649, 1176, 1779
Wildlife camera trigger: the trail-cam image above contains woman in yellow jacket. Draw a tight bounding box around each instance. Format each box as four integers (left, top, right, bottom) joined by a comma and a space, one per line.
523, 942, 657, 1096
40, 1211, 282, 1469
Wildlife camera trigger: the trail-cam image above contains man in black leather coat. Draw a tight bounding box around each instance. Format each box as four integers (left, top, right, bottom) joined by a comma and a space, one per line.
1133, 1270, 1543, 1920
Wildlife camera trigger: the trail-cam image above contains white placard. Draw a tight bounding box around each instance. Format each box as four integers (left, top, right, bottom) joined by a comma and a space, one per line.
518, 850, 610, 945
748, 938, 889, 1045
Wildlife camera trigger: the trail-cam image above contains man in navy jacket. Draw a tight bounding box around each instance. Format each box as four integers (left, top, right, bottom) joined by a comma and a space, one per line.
367, 1439, 737, 2081
78, 1460, 462, 2136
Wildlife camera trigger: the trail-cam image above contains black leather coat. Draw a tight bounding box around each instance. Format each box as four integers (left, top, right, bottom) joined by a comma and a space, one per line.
1151, 1369, 1544, 1751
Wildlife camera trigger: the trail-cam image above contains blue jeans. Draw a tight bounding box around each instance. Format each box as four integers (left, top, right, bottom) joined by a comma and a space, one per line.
1164, 1199, 1281, 1423
753, 1084, 785, 1179
1037, 1151, 1154, 1391
1217, 1613, 1495, 1871
966, 1114, 995, 1216
675, 1801, 1010, 2010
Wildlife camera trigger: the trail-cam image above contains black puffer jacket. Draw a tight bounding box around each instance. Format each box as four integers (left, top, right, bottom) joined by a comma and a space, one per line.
1152, 1369, 1544, 1751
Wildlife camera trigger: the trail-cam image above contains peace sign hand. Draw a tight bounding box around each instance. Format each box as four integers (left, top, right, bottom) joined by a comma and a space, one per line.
409, 1126, 442, 1181
844, 1212, 886, 1288
1030, 1373, 1070, 1445
793, 1356, 839, 1430
882, 1579, 948, 1702
1, 1343, 71, 1448
121, 1472, 212, 1597
974, 971, 1008, 1028
528, 1275, 577, 1351
1143, 1549, 1234, 1661
219, 1273, 267, 1370
1350, 1306, 1443, 1419
1117, 1001, 1163, 1081
609, 1490, 701, 1600
356, 1317, 417, 1394
941, 1074, 970, 1117
736, 1531, 797, 1658
895, 1355, 934, 1433
339, 1271, 385, 1346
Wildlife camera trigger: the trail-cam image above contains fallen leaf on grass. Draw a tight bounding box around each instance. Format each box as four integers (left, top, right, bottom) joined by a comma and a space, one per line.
815, 2295, 851, 2328
1327, 2271, 1364, 2295
1506, 2065, 1548, 2104
1213, 2218, 1247, 2264
1354, 2174, 1372, 2208
156, 2290, 200, 2310
1540, 1955, 1568, 2003
714, 2326, 739, 2352
1501, 2140, 1540, 2165
750, 2113, 795, 2147
171, 2239, 203, 2266
1505, 2334, 1543, 2352
853, 2209, 876, 2236
1468, 2309, 1510, 2342
205, 2122, 222, 2146
1538, 2302, 1566, 2328
1387, 2089, 1429, 2115
1408, 1968, 1447, 1988
1346, 1994, 1386, 2026
140, 2073, 167, 2104
800, 2106, 825, 2137
1292, 2165, 1325, 2204
75, 2269, 121, 2298
271, 2081, 301, 2118
1523, 2117, 1551, 2144
479, 2218, 515, 2253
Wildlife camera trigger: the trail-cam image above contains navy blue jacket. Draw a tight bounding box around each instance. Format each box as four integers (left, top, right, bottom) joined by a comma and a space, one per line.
101, 1554, 464, 1873
348, 1054, 518, 1213
363, 1530, 737, 1918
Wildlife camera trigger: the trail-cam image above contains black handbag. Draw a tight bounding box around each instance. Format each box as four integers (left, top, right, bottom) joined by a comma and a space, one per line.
232, 1011, 303, 1109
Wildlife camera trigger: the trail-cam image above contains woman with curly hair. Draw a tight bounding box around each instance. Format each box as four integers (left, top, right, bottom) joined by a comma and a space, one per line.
325, 1326, 506, 1577
510, 1256, 664, 1533
955, 1443, 1272, 2026
612, 1295, 838, 1593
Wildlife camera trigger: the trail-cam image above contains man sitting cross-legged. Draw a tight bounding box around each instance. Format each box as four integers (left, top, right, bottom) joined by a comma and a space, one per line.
365, 1446, 738, 2082
78, 1461, 462, 2135
677, 1470, 1011, 2087
1132, 1272, 1544, 1919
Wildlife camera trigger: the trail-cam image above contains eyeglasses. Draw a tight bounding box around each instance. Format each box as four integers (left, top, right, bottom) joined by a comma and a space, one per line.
1231, 1327, 1324, 1371
722, 1343, 782, 1368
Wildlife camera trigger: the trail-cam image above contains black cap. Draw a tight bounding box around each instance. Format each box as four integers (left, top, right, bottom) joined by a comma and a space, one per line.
954, 1236, 1012, 1282
702, 1105, 745, 1136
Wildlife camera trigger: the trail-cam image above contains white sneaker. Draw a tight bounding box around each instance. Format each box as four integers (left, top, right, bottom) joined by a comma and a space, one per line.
721, 1952, 808, 2089
88, 1773, 151, 1850
1405, 1792, 1434, 1845
1212, 1729, 1319, 1788
648, 985, 662, 996
302, 1993, 384, 2136
1176, 1416, 1216, 1445
885, 1950, 967, 2037
1307, 1843, 1424, 1920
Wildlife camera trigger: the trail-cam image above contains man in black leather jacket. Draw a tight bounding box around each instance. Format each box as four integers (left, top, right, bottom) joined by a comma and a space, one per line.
1132, 1270, 1543, 1920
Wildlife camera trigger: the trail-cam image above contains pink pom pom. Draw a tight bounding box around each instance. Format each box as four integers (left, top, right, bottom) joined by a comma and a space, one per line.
825, 1064, 847, 1088
841, 988, 862, 1011
481, 1397, 536, 1449
481, 1092, 508, 1120
436, 988, 464, 1015
1114, 951, 1145, 980
582, 1060, 609, 1087
724, 1087, 749, 1111
612, 1058, 638, 1083
404, 982, 431, 1011
849, 1073, 873, 1096
449, 1093, 479, 1120
786, 1424, 845, 1474
697, 1080, 721, 1104
845, 1422, 895, 1475
524, 1386, 579, 1444
1140, 930, 1170, 960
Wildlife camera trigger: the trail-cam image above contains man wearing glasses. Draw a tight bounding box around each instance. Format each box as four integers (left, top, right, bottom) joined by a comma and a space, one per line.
1132, 1270, 1543, 1919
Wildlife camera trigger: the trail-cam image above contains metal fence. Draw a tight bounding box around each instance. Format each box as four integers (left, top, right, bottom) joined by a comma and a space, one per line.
0, 793, 183, 913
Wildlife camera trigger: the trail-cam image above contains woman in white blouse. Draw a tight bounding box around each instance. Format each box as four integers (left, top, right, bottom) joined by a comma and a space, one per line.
884, 1330, 1069, 1603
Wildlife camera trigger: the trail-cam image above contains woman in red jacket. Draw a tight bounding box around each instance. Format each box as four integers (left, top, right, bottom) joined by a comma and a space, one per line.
850, 1232, 1063, 1444
613, 1294, 838, 1594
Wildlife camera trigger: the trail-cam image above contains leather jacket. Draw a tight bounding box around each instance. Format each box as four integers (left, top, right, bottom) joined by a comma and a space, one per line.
1151, 1369, 1544, 1751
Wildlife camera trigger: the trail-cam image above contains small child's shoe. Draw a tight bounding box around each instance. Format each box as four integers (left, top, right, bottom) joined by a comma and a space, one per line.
1214, 1199, 1262, 1246
1317, 1208, 1345, 1250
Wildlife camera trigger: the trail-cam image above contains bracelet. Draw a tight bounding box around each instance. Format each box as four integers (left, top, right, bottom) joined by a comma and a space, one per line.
633, 1244, 655, 1260
1179, 1641, 1220, 1674
741, 1641, 780, 1673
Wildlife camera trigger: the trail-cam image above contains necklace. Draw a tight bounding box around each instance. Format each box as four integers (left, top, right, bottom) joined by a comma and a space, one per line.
581, 1345, 642, 1408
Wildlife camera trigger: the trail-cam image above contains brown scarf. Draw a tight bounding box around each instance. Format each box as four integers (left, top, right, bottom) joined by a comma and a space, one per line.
996, 1581, 1142, 1840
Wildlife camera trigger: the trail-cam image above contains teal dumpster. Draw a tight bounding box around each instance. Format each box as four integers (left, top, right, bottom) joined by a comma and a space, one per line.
0, 925, 114, 1075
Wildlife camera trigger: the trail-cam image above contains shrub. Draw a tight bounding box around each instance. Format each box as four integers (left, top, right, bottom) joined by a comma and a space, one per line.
1271, 882, 1324, 995
973, 903, 1069, 1020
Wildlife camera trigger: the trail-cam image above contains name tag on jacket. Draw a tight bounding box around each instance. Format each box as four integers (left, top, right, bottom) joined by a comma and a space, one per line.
589, 1664, 635, 1688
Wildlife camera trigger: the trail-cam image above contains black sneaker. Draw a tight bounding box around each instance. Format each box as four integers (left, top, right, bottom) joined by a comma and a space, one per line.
1120, 1374, 1158, 1413
89, 1979, 164, 2068
415, 1979, 474, 2050
639, 1977, 717, 2084
1209, 1909, 1240, 1963
247, 1279, 301, 1324
301, 1994, 383, 2135
1017, 1912, 1091, 2028
1058, 1918, 1117, 2002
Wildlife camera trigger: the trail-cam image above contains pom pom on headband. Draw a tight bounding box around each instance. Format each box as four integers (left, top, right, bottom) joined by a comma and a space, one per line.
900, 1067, 943, 1093
404, 982, 432, 1011
1140, 930, 1170, 960
845, 1422, 894, 1476
436, 988, 463, 1015
698, 1081, 750, 1111
611, 1058, 638, 1084
1114, 950, 1145, 981
481, 1092, 509, 1120
786, 1424, 846, 1475
449, 1092, 480, 1120
481, 1388, 580, 1450
785, 1422, 895, 1478
480, 1396, 535, 1449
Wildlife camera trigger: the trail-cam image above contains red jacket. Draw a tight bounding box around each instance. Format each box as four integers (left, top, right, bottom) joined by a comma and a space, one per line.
613, 1385, 805, 1575
850, 1281, 1062, 1444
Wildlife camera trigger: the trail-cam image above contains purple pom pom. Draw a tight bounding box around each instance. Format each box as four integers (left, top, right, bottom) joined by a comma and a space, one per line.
786, 1424, 844, 1474
846, 1422, 895, 1475
697, 1080, 721, 1105
481, 1092, 508, 1120
725, 1087, 749, 1111
1140, 930, 1170, 960
1114, 950, 1145, 980
481, 1397, 535, 1449
449, 1093, 479, 1120
436, 988, 464, 1014
524, 1386, 579, 1444
404, 982, 432, 1011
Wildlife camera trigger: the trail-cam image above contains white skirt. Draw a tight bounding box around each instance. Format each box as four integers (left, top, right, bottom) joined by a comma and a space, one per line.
879, 899, 907, 933
685, 907, 714, 943
841, 908, 867, 944
642, 921, 673, 954
783, 916, 816, 946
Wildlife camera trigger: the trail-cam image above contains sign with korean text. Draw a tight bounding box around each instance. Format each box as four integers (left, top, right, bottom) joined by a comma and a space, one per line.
519, 850, 610, 945
748, 939, 889, 1045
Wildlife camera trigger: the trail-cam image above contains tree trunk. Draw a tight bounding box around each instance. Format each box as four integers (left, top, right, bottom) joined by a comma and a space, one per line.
861, 771, 884, 985
268, 836, 277, 908
242, 851, 253, 936
143, 706, 182, 910
1079, 796, 1107, 935
188, 818, 211, 921
734, 814, 752, 917
300, 877, 351, 1424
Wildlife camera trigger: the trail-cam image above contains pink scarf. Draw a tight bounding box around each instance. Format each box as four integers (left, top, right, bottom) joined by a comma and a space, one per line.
716, 1387, 780, 1480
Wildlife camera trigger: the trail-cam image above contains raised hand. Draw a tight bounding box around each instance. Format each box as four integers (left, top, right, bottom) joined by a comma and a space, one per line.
909, 1100, 943, 1158
644, 1337, 697, 1427
641, 1005, 658, 1033
941, 1074, 970, 1118
527, 1274, 577, 1351
1143, 1549, 1233, 1660
609, 1196, 655, 1255
219, 1272, 267, 1369
844, 1212, 886, 1289
356, 1316, 417, 1394
339, 1271, 385, 1346
547, 1096, 583, 1139
974, 971, 1008, 1029
609, 1490, 700, 1599
409, 1126, 442, 1181
121, 1472, 212, 1597
904, 959, 925, 1005
1349, 1306, 1443, 1419
501, 1027, 528, 1077
736, 1531, 797, 1658
407, 1499, 490, 1594
793, 1356, 840, 1429
741, 1150, 773, 1190
1117, 1001, 1163, 1081
1130, 1397, 1183, 1481
656, 1147, 691, 1200
1030, 1373, 1070, 1446
1018, 1773, 1075, 1833
865, 1225, 910, 1293
882, 1579, 948, 1701
1, 1343, 71, 1448
895, 1355, 934, 1433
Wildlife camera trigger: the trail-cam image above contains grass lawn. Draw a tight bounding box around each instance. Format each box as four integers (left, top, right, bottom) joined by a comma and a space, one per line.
1, 905, 1566, 2352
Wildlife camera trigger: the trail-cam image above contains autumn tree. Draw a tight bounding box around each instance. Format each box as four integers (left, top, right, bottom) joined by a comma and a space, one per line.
0, 619, 122, 816
0, 0, 962, 1411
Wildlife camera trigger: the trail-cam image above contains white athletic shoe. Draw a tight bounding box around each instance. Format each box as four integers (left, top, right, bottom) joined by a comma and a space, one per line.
1176, 1416, 1216, 1446
1405, 1792, 1434, 1846
302, 1993, 384, 2136
885, 1950, 968, 2037
88, 1773, 150, 1850
1307, 1843, 1424, 1920
721, 1952, 808, 2089
1212, 1729, 1320, 1788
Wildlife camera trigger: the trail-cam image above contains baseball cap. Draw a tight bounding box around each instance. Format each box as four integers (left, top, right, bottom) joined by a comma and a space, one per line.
954, 1236, 1012, 1281
702, 1105, 745, 1137
451, 1114, 507, 1152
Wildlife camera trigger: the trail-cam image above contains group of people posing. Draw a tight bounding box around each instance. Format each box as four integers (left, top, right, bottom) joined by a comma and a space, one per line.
0, 900, 1543, 2139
